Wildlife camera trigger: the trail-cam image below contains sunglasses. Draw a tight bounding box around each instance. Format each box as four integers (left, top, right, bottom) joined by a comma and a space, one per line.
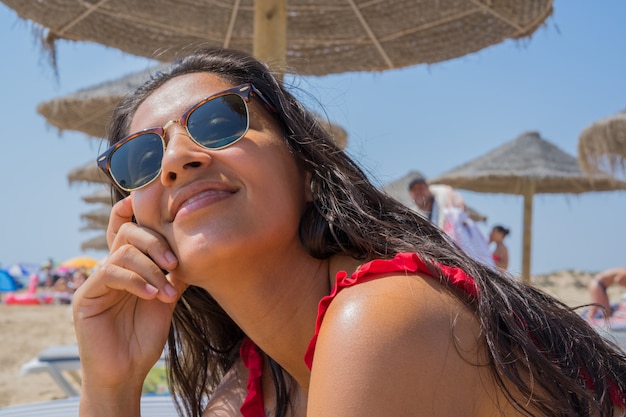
97, 83, 275, 192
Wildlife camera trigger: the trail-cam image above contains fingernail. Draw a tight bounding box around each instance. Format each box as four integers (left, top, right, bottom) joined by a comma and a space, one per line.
163, 283, 177, 298
164, 251, 177, 265
145, 283, 158, 295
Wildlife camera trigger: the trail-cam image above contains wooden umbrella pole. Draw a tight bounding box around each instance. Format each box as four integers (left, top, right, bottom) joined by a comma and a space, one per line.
521, 181, 535, 284
253, 0, 287, 76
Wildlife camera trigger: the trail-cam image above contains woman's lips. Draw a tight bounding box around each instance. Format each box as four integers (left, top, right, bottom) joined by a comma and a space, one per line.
169, 184, 236, 222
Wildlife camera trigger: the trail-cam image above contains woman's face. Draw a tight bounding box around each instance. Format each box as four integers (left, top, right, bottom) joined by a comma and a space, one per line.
489, 228, 503, 243
129, 73, 311, 285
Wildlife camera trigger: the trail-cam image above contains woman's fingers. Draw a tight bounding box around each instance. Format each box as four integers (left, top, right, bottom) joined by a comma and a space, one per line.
73, 245, 177, 367
107, 197, 134, 248
73, 198, 182, 399
108, 197, 178, 274
113, 223, 178, 274
100, 245, 178, 303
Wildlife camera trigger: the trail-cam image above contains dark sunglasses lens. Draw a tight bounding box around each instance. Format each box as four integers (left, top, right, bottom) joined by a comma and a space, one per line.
109, 133, 164, 190
187, 94, 248, 149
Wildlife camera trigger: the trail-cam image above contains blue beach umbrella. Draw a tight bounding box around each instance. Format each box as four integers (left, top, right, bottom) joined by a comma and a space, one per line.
0, 269, 21, 292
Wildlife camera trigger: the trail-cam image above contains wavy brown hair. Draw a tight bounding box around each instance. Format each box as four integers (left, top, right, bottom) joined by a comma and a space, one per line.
106, 47, 626, 417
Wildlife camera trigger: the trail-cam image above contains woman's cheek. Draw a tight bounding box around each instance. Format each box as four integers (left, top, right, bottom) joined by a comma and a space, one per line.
130, 190, 160, 228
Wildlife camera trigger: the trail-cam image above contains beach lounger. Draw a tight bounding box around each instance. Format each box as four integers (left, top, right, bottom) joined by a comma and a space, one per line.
20, 344, 168, 398
0, 395, 177, 416
20, 345, 81, 397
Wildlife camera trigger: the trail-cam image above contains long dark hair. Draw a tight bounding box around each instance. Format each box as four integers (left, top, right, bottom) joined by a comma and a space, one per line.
107, 47, 626, 417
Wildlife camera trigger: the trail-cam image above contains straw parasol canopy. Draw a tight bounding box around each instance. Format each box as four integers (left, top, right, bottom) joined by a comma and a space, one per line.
68, 159, 109, 185
430, 131, 626, 283
81, 233, 108, 252
80, 218, 107, 232
578, 109, 626, 176
80, 206, 112, 231
382, 170, 487, 222
2, 0, 553, 76
39, 64, 168, 139
38, 64, 348, 149
81, 188, 114, 205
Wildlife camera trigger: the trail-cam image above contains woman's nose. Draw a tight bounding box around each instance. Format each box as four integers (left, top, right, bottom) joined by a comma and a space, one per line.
159, 126, 212, 186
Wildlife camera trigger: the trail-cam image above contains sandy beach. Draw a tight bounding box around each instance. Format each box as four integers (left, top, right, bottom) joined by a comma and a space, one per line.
0, 304, 77, 407
0, 269, 617, 408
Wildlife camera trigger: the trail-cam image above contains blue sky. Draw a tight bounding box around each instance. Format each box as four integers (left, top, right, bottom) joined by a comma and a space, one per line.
0, 1, 624, 275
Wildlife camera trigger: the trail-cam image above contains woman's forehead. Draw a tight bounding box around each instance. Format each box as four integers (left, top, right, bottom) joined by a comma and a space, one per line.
130, 73, 233, 131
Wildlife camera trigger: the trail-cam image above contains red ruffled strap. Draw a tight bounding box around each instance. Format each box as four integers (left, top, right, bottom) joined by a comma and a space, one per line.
240, 338, 265, 417
304, 252, 478, 369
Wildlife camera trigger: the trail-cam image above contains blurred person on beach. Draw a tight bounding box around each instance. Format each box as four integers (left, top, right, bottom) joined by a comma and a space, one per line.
49, 268, 90, 305
408, 176, 494, 267
73, 47, 626, 417
69, 268, 89, 292
40, 258, 54, 287
51, 271, 76, 304
489, 225, 510, 271
407, 175, 455, 228
588, 267, 626, 319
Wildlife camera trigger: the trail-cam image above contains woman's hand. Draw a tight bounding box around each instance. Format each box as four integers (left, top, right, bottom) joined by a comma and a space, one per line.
72, 197, 181, 413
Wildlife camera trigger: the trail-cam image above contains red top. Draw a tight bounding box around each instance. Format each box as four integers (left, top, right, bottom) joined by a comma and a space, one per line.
238, 252, 624, 416
239, 252, 477, 416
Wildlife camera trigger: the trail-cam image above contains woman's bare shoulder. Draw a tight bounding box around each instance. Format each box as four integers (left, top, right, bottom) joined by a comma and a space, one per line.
322, 271, 476, 339
307, 273, 501, 416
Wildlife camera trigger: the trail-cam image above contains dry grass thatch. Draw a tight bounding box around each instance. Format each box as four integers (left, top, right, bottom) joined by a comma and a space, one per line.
430, 131, 626, 195
80, 205, 112, 231
38, 64, 348, 148
3, 0, 552, 76
67, 159, 108, 185
38, 64, 169, 138
578, 109, 626, 176
81, 187, 114, 205
81, 233, 108, 251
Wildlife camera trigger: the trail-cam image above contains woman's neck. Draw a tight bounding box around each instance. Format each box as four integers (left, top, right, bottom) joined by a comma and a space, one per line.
213, 252, 364, 389
204, 250, 330, 387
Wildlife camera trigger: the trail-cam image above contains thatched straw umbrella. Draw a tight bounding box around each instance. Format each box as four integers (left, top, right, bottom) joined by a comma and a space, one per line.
79, 198, 112, 252
39, 64, 168, 139
430, 131, 626, 283
80, 206, 112, 231
578, 109, 626, 175
39, 65, 348, 150
1, 0, 552, 76
67, 159, 109, 185
81, 188, 114, 205
382, 170, 487, 222
80, 219, 106, 232
81, 234, 108, 252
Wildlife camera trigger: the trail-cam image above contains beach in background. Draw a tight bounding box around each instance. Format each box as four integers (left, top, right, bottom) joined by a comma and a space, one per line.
1, 268, 621, 408
0, 304, 76, 407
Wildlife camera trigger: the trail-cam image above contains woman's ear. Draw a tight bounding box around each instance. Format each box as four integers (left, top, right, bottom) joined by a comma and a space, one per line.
304, 171, 314, 202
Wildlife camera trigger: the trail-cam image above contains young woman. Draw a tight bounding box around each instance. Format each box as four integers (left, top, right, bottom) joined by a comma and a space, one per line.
489, 225, 510, 271
73, 47, 626, 417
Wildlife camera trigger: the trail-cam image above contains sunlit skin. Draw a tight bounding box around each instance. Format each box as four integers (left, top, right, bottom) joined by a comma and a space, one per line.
587, 268, 626, 319
74, 73, 574, 417
128, 74, 343, 389
129, 76, 312, 288
74, 73, 362, 415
